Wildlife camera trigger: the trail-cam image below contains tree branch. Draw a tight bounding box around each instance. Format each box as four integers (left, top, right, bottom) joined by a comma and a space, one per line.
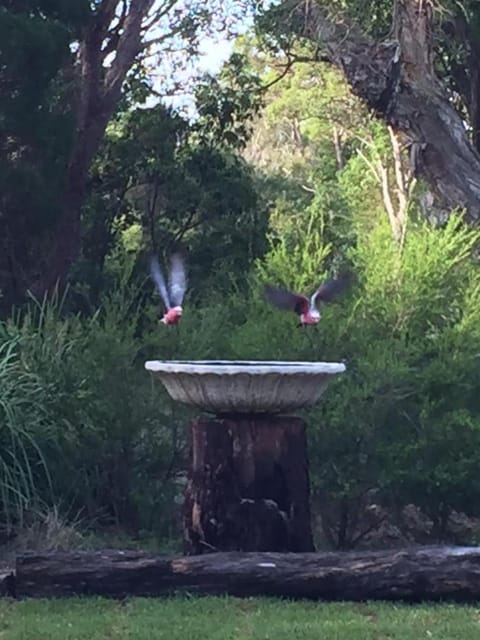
140, 22, 190, 52
94, 0, 120, 39
277, 0, 480, 222
173, 210, 202, 243
261, 58, 295, 90
260, 47, 330, 92
332, 125, 344, 169
101, 1, 129, 58
142, 0, 180, 33
377, 158, 402, 243
104, 0, 156, 101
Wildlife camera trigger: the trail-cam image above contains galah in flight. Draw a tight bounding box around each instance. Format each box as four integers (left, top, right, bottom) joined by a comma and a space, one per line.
150, 253, 187, 325
264, 275, 350, 328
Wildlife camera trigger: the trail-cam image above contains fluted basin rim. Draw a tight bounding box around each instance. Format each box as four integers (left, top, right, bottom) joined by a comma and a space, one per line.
144, 360, 346, 375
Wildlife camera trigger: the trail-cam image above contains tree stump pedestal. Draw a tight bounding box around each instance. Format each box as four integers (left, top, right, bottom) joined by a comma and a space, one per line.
183, 415, 314, 554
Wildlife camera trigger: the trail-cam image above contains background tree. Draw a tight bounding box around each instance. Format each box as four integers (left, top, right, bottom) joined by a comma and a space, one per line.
257, 0, 480, 224
0, 1, 89, 306
0, 0, 251, 305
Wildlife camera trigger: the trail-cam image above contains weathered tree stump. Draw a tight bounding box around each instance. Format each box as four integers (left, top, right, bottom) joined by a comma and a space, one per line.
13, 546, 480, 600
183, 415, 314, 554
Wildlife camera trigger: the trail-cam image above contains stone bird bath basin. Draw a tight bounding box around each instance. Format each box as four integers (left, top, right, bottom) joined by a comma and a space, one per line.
145, 359, 346, 554
144, 360, 346, 415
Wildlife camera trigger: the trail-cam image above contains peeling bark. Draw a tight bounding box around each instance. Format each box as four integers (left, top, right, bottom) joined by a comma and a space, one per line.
284, 0, 480, 223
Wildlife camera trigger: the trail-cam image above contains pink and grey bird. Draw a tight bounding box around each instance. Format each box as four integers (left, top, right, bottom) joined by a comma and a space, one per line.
150, 253, 187, 325
264, 275, 350, 327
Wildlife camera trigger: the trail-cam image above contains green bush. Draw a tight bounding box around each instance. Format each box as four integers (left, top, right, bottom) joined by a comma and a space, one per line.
245, 211, 480, 547
0, 335, 52, 534
2, 208, 480, 550
0, 286, 192, 541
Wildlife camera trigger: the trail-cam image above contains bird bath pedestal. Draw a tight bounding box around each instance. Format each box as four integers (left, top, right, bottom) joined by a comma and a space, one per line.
145, 360, 345, 555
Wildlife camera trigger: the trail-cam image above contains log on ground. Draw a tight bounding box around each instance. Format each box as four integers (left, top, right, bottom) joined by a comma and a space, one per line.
0, 571, 15, 598
13, 546, 480, 601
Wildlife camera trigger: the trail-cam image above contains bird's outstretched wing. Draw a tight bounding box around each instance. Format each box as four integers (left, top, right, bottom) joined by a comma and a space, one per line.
150, 255, 171, 310
264, 285, 309, 316
168, 253, 187, 307
312, 274, 351, 306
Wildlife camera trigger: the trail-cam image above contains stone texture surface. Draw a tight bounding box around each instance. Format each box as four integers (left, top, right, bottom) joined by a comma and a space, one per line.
144, 360, 346, 414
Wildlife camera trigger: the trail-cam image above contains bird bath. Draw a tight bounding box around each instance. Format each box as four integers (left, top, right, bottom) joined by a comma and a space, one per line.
144, 360, 346, 414
145, 359, 346, 554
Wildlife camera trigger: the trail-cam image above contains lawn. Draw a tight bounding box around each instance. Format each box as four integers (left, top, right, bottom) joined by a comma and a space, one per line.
0, 596, 479, 639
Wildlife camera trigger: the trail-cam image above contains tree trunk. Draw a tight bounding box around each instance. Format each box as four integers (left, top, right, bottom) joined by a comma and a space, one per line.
13, 546, 480, 600
282, 0, 480, 223
183, 416, 314, 554
468, 40, 480, 154
39, 0, 156, 293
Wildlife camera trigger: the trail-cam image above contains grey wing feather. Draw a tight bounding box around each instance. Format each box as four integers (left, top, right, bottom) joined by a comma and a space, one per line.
168, 253, 187, 307
264, 285, 309, 315
150, 255, 171, 309
312, 274, 351, 305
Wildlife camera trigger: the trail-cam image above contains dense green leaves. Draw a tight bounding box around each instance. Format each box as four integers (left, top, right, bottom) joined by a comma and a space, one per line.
0, 335, 52, 533
79, 101, 267, 304
194, 52, 264, 149
3, 2, 480, 550
0, 1, 90, 306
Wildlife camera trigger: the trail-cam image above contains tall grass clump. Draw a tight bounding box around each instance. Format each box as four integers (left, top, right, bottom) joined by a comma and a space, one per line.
0, 283, 198, 543
0, 334, 52, 535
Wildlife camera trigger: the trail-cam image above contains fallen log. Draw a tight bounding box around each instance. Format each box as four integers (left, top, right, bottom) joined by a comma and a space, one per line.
13, 546, 480, 601
0, 571, 15, 598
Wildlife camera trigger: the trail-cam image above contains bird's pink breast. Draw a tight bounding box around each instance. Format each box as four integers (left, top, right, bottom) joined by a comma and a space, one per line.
163, 307, 182, 325
301, 313, 320, 325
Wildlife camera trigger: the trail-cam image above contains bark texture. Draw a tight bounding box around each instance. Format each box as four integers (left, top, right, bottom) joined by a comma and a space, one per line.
183, 416, 314, 554
42, 0, 156, 292
0, 571, 14, 598
12, 546, 480, 600
285, 0, 480, 222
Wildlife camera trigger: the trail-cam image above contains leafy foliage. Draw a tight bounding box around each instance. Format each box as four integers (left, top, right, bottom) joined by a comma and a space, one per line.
80, 102, 268, 304
3, 6, 480, 552
0, 287, 190, 540
0, 2, 89, 305
194, 52, 264, 149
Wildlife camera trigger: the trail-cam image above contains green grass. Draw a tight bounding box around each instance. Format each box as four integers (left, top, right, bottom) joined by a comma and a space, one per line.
0, 597, 479, 639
